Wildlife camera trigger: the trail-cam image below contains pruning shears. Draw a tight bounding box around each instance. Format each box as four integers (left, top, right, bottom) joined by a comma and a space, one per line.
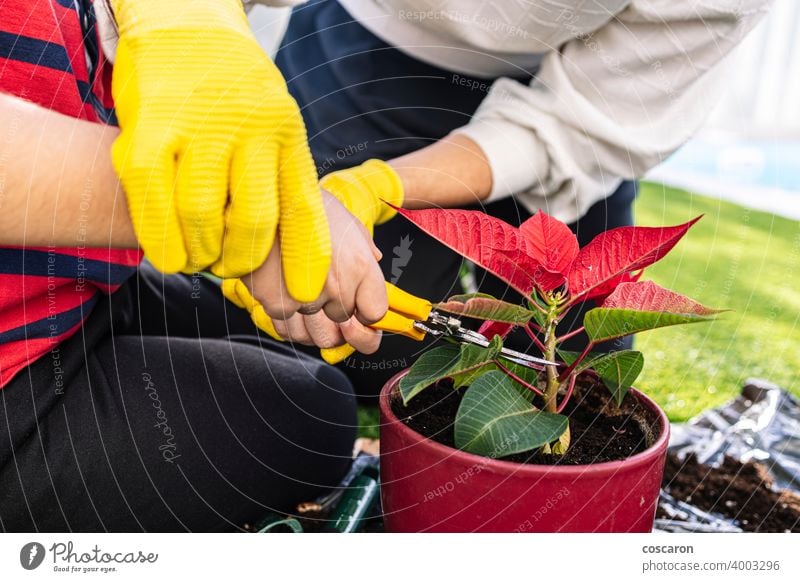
321, 282, 557, 370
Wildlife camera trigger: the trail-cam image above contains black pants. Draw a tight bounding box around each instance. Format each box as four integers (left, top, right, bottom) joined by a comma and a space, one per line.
278, 0, 635, 400
0, 264, 357, 532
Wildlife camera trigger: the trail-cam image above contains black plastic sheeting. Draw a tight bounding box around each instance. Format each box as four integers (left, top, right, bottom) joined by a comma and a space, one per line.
654, 378, 800, 533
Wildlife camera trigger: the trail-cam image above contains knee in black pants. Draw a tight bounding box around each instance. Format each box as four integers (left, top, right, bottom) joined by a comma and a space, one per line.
0, 335, 357, 532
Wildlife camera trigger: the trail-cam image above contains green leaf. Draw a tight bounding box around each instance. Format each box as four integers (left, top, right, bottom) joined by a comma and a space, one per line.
559, 349, 644, 405
584, 308, 718, 343
400, 345, 459, 404
557, 349, 581, 366
587, 351, 644, 405
399, 337, 503, 404
454, 371, 569, 458
584, 281, 726, 342
435, 293, 537, 324
451, 361, 494, 390
496, 359, 543, 394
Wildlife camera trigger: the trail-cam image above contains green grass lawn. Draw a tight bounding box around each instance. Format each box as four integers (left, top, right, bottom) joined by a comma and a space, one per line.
357, 184, 800, 435
633, 182, 799, 421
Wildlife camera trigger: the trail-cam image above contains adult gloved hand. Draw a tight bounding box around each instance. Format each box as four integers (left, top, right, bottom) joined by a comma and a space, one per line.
110, 0, 329, 302
319, 159, 404, 235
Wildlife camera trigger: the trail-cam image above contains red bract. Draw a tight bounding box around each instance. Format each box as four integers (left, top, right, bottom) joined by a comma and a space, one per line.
477, 320, 514, 340
519, 211, 579, 280
395, 207, 539, 295
490, 247, 566, 292
396, 206, 703, 306
585, 270, 643, 304
566, 216, 702, 303
396, 207, 577, 294
602, 280, 726, 315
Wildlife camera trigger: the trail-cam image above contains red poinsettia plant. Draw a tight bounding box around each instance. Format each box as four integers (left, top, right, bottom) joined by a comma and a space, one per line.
395, 207, 724, 458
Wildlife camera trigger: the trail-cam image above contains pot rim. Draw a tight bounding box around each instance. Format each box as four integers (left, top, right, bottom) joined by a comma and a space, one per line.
379, 368, 670, 476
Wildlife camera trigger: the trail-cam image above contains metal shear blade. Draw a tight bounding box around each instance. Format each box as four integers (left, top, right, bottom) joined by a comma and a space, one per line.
415, 311, 558, 370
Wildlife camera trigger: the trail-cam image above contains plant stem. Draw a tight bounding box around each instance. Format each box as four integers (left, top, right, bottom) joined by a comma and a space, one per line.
523, 325, 547, 352
556, 326, 585, 343
556, 373, 578, 413
543, 320, 560, 413
527, 320, 544, 334
558, 341, 594, 383
494, 360, 544, 397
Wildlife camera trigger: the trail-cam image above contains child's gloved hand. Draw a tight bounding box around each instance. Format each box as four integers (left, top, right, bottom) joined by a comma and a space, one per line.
110, 0, 329, 303
320, 159, 404, 235
222, 192, 388, 358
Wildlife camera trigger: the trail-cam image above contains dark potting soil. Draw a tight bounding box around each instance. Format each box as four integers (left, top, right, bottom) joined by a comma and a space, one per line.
660, 453, 800, 532
391, 375, 661, 466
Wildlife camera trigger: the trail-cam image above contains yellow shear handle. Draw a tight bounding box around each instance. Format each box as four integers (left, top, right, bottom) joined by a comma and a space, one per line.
384, 282, 432, 322
320, 283, 431, 364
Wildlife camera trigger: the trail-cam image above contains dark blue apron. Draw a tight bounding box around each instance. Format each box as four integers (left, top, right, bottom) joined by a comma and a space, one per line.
276, 0, 634, 394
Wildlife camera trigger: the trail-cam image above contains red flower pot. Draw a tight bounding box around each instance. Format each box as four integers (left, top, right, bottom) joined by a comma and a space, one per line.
379, 370, 670, 532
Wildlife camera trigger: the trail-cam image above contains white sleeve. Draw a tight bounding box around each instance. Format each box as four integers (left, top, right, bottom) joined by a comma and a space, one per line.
452, 0, 772, 223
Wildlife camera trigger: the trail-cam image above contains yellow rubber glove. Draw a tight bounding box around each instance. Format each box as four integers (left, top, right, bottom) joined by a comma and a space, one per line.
111, 0, 329, 302
319, 159, 404, 235
221, 279, 283, 342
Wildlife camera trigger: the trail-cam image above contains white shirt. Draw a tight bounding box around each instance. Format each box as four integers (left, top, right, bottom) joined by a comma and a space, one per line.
99, 0, 772, 222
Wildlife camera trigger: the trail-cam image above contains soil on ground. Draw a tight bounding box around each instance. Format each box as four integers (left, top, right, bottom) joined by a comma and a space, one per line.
391, 375, 661, 465
660, 453, 800, 532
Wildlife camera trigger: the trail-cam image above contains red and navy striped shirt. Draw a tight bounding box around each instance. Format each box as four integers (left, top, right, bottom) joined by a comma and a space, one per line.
0, 0, 141, 387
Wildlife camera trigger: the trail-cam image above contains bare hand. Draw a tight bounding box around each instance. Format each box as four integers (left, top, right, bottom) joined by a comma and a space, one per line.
241, 192, 388, 351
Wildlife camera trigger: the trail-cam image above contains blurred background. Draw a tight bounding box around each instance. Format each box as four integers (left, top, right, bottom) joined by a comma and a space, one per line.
248, 1, 800, 424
